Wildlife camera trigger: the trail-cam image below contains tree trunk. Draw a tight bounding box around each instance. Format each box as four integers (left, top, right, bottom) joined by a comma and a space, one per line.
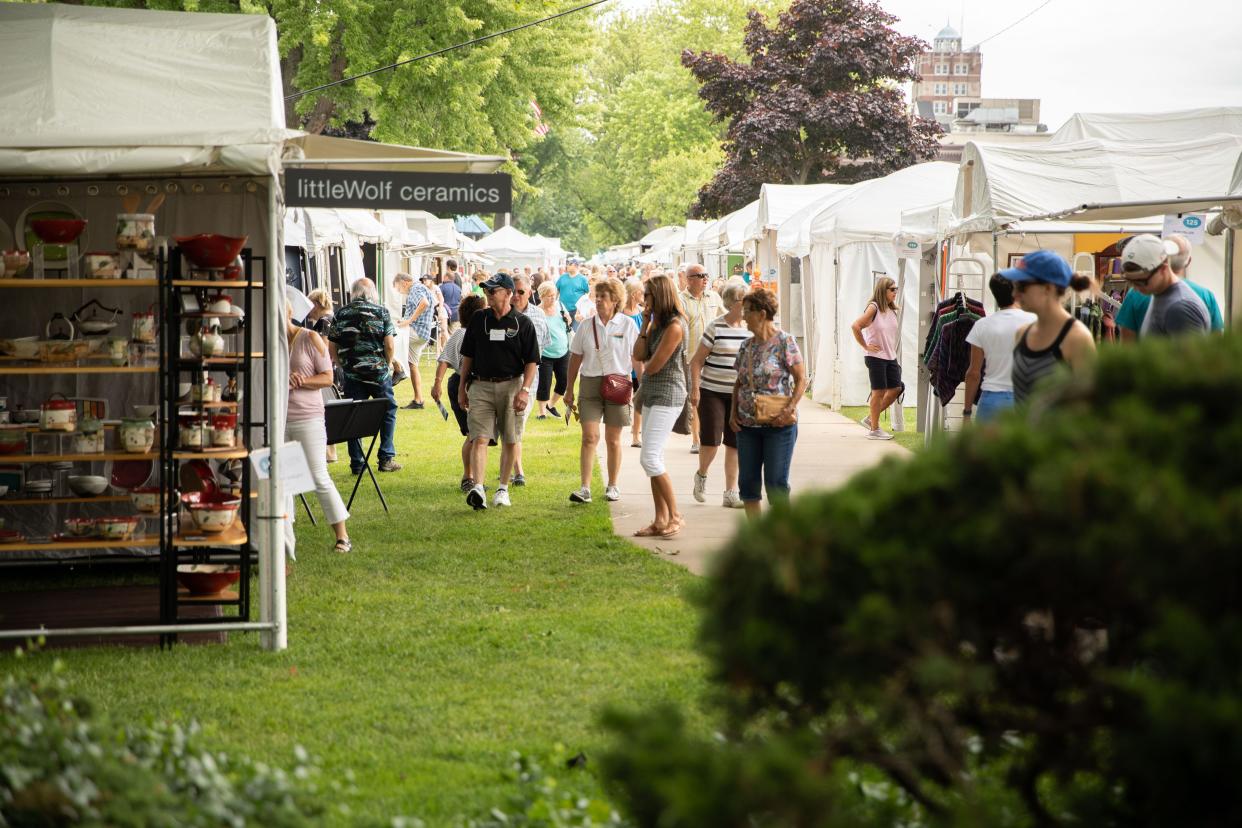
298, 21, 349, 135
281, 44, 305, 131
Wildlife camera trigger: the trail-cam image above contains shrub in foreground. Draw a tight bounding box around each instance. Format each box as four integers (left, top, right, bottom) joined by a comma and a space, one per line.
603, 333, 1242, 826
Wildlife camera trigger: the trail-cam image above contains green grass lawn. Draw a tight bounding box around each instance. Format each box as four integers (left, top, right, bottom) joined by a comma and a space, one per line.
839, 405, 923, 452
0, 363, 707, 825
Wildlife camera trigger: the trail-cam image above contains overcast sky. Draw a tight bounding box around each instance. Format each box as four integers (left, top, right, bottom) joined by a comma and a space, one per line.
616, 0, 1242, 131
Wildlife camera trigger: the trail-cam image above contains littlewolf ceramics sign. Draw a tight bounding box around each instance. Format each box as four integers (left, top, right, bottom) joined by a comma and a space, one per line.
286, 169, 512, 213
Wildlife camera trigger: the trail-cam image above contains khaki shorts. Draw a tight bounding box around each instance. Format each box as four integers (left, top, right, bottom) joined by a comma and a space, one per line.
578, 374, 632, 428
467, 377, 522, 444
408, 335, 431, 366
513, 374, 538, 439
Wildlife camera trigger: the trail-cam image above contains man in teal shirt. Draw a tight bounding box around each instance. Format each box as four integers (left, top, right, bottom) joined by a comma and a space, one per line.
1116, 234, 1223, 339
556, 262, 589, 331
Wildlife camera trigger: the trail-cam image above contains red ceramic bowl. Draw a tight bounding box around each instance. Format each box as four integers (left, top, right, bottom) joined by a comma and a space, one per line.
180, 490, 241, 509
175, 235, 247, 269
177, 565, 240, 595
30, 219, 87, 244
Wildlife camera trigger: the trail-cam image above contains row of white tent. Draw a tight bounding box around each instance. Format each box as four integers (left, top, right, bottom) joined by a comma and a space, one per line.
630, 108, 1242, 409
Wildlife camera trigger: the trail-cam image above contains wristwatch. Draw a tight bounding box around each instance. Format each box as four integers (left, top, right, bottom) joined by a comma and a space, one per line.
521, 385, 534, 395
962, 408, 972, 417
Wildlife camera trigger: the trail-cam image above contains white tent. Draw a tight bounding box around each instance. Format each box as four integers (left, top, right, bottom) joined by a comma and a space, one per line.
1051, 107, 1242, 145
477, 224, 555, 270
637, 227, 687, 264
638, 225, 683, 249
0, 3, 289, 647
800, 162, 960, 407
750, 183, 849, 243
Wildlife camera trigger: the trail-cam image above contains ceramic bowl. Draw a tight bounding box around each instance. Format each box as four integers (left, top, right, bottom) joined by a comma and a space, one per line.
130, 486, 162, 514
96, 516, 139, 540
0, 337, 39, 359
176, 564, 240, 595
183, 491, 240, 534
131, 404, 158, 420
67, 475, 109, 496
30, 218, 87, 244
65, 517, 96, 537
175, 234, 248, 269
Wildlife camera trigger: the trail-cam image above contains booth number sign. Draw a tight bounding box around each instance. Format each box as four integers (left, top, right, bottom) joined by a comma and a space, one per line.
286, 169, 512, 213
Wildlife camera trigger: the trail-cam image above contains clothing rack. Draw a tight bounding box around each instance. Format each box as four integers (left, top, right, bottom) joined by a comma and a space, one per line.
922, 256, 989, 440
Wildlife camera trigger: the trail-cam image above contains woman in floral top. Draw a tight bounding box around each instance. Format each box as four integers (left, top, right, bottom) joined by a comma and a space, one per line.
730, 289, 808, 519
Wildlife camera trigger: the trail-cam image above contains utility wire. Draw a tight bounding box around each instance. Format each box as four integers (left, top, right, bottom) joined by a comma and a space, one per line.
286, 0, 612, 101
970, 0, 1055, 49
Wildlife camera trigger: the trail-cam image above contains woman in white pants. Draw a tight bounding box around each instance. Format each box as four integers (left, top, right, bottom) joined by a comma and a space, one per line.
285, 301, 352, 553
632, 274, 687, 539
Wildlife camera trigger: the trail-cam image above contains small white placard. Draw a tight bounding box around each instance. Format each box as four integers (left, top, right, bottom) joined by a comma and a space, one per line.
249, 441, 315, 495
894, 233, 922, 261
1162, 213, 1207, 245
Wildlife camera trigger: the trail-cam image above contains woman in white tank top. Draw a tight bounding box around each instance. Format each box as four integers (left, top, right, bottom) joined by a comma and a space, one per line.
850, 277, 902, 440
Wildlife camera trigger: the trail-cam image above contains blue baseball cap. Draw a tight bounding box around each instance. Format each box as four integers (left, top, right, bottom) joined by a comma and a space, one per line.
481, 272, 515, 292
998, 249, 1072, 287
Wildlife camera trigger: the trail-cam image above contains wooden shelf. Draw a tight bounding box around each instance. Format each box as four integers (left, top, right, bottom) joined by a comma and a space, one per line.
178, 589, 240, 604
0, 534, 158, 553
171, 280, 263, 288
0, 451, 158, 464
178, 401, 238, 410
181, 312, 243, 320
0, 495, 130, 506
174, 518, 247, 547
172, 448, 248, 460
0, 278, 159, 288
0, 365, 158, 376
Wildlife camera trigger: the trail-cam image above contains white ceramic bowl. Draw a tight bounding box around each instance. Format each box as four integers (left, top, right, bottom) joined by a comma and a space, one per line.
131, 404, 158, 419
67, 475, 109, 496
188, 501, 239, 534
96, 516, 139, 540
130, 486, 161, 514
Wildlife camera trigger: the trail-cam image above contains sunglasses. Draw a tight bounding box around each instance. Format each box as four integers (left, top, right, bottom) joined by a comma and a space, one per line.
515, 289, 528, 296
1121, 260, 1161, 286
887, 287, 899, 293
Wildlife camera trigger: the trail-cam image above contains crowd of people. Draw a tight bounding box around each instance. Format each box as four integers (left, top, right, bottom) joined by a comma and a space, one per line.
284, 232, 1211, 553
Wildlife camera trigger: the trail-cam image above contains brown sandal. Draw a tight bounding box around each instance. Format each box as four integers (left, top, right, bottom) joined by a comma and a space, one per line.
633, 524, 662, 537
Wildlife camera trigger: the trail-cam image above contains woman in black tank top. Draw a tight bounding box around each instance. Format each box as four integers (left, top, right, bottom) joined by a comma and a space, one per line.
996, 249, 1097, 406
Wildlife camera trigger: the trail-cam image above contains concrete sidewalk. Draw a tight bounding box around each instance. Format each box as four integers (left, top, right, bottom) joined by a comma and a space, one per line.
605, 401, 908, 575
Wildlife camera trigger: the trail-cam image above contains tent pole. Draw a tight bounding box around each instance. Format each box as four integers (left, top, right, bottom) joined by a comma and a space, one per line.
1226, 227, 1235, 329
262, 177, 288, 652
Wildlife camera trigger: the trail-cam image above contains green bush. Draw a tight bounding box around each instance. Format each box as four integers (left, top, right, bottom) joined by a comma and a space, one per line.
601, 333, 1242, 827
1, 655, 345, 827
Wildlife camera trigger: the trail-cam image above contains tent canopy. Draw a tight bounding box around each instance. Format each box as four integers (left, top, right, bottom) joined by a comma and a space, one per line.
284, 135, 507, 174
454, 214, 492, 235
1052, 107, 1242, 144
477, 224, 555, 269
951, 134, 1242, 233
716, 200, 761, 250
0, 3, 294, 176
751, 183, 849, 242
810, 162, 959, 245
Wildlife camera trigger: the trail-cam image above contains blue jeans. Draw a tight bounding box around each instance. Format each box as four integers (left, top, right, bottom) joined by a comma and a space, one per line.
976, 390, 1014, 422
736, 424, 798, 503
343, 377, 397, 467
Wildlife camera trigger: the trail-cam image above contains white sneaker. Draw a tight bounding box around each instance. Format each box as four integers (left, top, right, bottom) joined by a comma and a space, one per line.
569, 486, 592, 503
492, 486, 511, 507
867, 428, 894, 441
693, 471, 708, 503
860, 415, 872, 430
690, 443, 700, 455
466, 483, 487, 510
605, 485, 620, 502
722, 490, 744, 508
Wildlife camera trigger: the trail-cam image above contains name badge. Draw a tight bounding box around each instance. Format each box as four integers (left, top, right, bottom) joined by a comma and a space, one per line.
489, 328, 506, 341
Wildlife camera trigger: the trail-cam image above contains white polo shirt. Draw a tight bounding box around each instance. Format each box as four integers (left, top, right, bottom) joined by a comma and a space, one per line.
569, 313, 639, 377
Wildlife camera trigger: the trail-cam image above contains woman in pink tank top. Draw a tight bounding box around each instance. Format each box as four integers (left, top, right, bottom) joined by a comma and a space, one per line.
285, 301, 352, 554
849, 277, 903, 441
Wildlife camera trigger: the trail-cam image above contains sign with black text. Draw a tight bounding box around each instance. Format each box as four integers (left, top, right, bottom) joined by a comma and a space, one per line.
286, 169, 511, 213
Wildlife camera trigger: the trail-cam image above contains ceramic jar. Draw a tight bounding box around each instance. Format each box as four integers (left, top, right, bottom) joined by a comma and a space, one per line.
132, 305, 157, 344
119, 417, 155, 453
40, 394, 76, 432
107, 338, 128, 366
85, 251, 120, 279
190, 320, 224, 357
191, 377, 220, 403
178, 415, 209, 449
210, 413, 237, 448
0, 425, 26, 455
116, 214, 156, 251
72, 415, 104, 454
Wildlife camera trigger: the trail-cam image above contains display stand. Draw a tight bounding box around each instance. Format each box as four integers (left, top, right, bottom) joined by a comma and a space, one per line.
324, 398, 390, 513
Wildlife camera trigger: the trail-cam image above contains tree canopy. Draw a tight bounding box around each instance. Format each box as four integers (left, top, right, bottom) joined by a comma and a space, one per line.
682, 0, 941, 216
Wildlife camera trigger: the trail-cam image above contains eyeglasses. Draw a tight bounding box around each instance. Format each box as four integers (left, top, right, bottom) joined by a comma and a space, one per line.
887, 287, 899, 293
515, 290, 528, 296
688, 273, 707, 279
1121, 259, 1162, 286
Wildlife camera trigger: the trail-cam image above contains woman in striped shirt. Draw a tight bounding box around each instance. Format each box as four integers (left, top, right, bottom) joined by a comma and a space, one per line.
689, 280, 752, 508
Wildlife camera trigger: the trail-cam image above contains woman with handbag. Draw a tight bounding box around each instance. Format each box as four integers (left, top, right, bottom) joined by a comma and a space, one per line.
563, 277, 640, 504
731, 288, 807, 519
632, 274, 688, 538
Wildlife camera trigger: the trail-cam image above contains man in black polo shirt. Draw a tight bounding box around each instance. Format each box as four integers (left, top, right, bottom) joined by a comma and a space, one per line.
457, 272, 540, 509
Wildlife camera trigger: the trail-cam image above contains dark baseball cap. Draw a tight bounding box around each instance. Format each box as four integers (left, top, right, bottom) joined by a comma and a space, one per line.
481, 272, 515, 292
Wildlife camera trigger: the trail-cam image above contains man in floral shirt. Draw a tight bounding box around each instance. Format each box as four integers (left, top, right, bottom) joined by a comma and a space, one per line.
328, 278, 401, 473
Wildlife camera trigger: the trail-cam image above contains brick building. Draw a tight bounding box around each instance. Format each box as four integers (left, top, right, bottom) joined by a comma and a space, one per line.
911, 25, 982, 128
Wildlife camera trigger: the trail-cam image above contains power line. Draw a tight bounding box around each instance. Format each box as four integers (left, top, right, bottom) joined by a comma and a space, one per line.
970, 0, 1056, 49
286, 0, 612, 101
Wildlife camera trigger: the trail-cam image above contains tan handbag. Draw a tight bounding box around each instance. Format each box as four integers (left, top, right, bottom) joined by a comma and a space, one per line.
754, 394, 794, 425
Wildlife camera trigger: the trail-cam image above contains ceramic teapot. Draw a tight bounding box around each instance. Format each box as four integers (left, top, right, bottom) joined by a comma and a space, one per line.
45, 313, 75, 341
71, 300, 122, 335
190, 319, 225, 357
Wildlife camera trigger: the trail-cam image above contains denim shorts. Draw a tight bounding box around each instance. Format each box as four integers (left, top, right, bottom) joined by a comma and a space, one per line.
736, 423, 797, 503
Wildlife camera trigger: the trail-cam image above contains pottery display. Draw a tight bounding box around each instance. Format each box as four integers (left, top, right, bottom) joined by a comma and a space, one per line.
177, 564, 241, 595
116, 213, 155, 251
210, 413, 237, 448
132, 305, 157, 343
107, 337, 128, 366
30, 218, 87, 245
191, 377, 221, 403
131, 404, 158, 420
0, 337, 39, 359
64, 517, 95, 537
96, 515, 139, 540
67, 475, 108, 496
130, 486, 162, 514
0, 426, 26, 455
183, 491, 241, 534
206, 293, 233, 315
72, 300, 122, 334
119, 417, 155, 453
3, 250, 30, 277
40, 394, 76, 432
72, 415, 104, 454
190, 319, 225, 357
178, 414, 209, 448
174, 234, 247, 270
84, 251, 120, 279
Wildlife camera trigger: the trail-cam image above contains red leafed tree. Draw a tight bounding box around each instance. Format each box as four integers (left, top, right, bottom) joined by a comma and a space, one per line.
682, 0, 941, 217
